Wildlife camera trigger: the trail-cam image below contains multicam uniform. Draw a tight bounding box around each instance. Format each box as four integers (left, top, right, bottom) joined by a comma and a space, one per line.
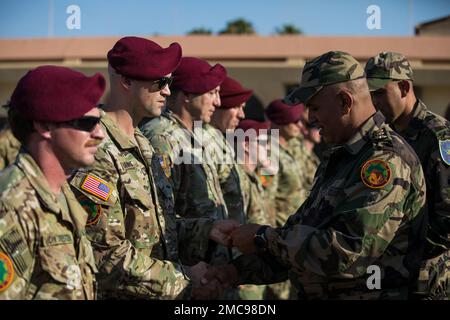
140, 110, 231, 267
70, 110, 215, 299
0, 127, 21, 171
0, 152, 97, 300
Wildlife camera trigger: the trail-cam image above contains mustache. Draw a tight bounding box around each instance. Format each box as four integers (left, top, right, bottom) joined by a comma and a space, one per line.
84, 139, 103, 147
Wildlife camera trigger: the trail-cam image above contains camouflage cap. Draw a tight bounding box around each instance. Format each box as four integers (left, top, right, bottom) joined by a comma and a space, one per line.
284, 51, 365, 105
365, 52, 413, 91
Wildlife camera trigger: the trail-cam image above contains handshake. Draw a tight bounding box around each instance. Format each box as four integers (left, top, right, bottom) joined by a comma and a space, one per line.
189, 221, 264, 299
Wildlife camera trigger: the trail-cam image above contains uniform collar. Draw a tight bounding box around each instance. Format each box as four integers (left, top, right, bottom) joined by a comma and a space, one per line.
396, 99, 427, 138
100, 109, 140, 150
16, 152, 65, 215
343, 111, 386, 155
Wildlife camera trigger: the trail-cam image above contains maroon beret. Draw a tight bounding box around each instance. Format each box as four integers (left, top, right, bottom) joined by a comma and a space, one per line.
10, 65, 105, 122
237, 119, 270, 136
265, 99, 305, 125
219, 77, 253, 108
171, 57, 227, 94
107, 36, 182, 81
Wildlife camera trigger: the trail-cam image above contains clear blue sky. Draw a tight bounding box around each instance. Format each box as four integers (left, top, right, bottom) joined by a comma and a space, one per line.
0, 0, 449, 38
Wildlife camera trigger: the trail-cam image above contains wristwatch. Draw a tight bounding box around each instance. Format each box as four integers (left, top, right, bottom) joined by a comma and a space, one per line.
254, 225, 270, 251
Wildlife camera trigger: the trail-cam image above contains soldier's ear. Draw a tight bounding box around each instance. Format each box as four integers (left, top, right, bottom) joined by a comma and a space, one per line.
338, 89, 353, 115
398, 80, 410, 98
120, 76, 132, 90
33, 121, 52, 139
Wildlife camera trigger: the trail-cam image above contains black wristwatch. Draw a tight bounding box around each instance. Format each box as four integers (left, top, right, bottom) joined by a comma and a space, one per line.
254, 225, 270, 251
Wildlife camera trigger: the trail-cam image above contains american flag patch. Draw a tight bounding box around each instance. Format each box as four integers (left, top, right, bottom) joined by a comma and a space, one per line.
80, 174, 112, 201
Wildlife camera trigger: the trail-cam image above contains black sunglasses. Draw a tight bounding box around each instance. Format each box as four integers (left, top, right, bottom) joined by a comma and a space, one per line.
153, 76, 173, 90
62, 116, 101, 132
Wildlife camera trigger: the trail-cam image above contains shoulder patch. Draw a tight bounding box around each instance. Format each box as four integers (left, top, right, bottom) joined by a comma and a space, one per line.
259, 174, 273, 188
360, 159, 392, 189
76, 194, 102, 225
0, 252, 14, 292
80, 174, 112, 201
159, 154, 171, 178
439, 140, 450, 166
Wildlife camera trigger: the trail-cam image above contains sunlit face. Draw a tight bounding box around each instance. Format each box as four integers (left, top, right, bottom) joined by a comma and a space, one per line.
129, 73, 172, 118
50, 108, 105, 170
279, 122, 300, 141
370, 81, 404, 123
187, 86, 221, 123
306, 87, 348, 144
211, 102, 245, 132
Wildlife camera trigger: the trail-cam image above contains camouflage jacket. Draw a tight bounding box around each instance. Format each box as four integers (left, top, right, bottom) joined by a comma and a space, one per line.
269, 141, 307, 227
203, 124, 245, 224
288, 135, 320, 191
236, 165, 273, 226
0, 127, 21, 171
70, 110, 214, 299
0, 152, 97, 300
232, 112, 428, 299
396, 100, 450, 258
140, 110, 231, 266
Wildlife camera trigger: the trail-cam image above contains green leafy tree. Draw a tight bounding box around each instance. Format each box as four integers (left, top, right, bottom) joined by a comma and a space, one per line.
275, 24, 303, 35
219, 18, 256, 35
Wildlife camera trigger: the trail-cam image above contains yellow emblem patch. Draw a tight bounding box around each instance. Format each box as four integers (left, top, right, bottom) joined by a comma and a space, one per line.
360, 159, 392, 189
159, 155, 171, 178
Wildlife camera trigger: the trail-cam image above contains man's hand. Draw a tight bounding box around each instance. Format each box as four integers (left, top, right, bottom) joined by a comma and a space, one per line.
202, 264, 238, 289
186, 261, 209, 288
209, 219, 240, 247
230, 223, 261, 254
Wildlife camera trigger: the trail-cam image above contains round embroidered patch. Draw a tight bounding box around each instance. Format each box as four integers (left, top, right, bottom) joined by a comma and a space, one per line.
77, 195, 102, 225
259, 174, 273, 188
361, 159, 392, 189
0, 252, 14, 292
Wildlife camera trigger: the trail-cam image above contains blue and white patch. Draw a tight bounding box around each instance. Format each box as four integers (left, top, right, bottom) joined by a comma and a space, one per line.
439, 140, 450, 166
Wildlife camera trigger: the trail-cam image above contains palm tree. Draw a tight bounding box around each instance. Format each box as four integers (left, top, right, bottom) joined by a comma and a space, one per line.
187, 27, 213, 35
219, 18, 256, 35
275, 24, 303, 35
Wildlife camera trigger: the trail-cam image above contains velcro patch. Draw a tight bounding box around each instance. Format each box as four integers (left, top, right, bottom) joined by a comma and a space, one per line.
0, 252, 14, 292
42, 234, 73, 247
76, 194, 102, 225
439, 140, 450, 166
81, 174, 112, 201
360, 159, 392, 189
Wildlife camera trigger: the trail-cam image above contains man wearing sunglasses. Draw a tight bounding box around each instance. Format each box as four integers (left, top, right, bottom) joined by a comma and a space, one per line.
0, 65, 105, 299
70, 37, 235, 300
140, 57, 237, 295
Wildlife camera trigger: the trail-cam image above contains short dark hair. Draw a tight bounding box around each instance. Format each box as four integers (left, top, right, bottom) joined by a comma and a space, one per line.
7, 103, 35, 145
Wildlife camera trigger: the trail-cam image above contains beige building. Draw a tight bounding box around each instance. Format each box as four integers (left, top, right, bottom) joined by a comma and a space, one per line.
1, 35, 450, 118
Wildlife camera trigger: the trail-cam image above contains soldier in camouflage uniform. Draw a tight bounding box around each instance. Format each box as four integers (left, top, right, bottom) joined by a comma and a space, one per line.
205, 51, 428, 300
0, 125, 21, 171
263, 100, 308, 300
365, 52, 450, 299
140, 57, 233, 269
69, 38, 233, 300
206, 76, 252, 225
233, 119, 274, 299
288, 107, 321, 194
0, 65, 106, 299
